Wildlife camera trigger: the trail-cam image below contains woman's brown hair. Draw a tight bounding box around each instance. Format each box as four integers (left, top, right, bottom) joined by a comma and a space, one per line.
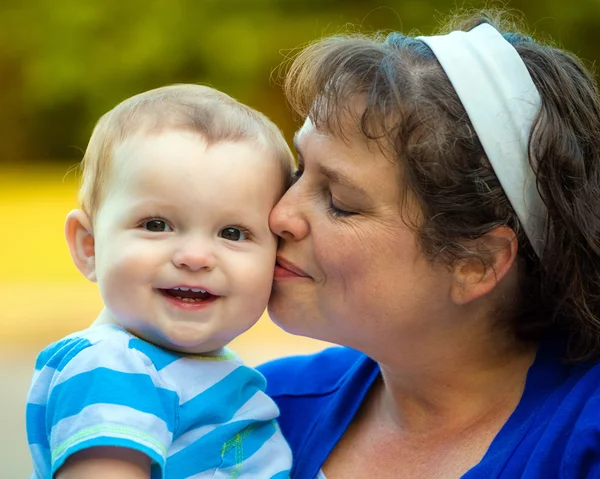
283, 9, 600, 362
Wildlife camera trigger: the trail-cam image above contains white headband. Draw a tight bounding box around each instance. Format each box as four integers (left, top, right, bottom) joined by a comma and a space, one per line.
417, 23, 546, 257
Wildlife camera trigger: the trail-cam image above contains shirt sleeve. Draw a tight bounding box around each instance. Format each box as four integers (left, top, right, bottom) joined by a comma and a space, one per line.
41, 337, 179, 476
562, 387, 600, 478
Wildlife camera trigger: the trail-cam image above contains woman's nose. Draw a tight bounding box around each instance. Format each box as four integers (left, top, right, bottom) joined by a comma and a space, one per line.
269, 185, 310, 241
172, 240, 216, 271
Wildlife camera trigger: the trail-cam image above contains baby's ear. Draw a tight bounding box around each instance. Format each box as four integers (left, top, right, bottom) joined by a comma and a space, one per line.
65, 209, 97, 282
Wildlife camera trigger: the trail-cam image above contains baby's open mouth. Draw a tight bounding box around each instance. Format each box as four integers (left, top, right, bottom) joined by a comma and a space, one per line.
160, 287, 215, 303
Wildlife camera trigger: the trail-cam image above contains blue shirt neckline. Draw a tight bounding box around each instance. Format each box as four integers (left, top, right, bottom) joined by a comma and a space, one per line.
310, 341, 567, 478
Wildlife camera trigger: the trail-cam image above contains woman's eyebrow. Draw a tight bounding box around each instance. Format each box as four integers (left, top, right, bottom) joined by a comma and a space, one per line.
318, 165, 369, 198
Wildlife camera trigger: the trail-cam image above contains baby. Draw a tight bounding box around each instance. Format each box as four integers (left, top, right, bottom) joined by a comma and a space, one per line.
26, 84, 294, 478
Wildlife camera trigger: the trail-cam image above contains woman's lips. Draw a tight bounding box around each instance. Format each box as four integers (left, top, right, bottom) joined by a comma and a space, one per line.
274, 256, 310, 279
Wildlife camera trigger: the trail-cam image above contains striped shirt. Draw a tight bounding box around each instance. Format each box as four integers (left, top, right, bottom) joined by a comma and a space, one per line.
26, 324, 292, 478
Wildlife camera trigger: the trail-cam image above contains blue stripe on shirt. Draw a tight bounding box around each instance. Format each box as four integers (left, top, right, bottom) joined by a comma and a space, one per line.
35, 337, 92, 372
220, 419, 278, 469
26, 403, 48, 447
167, 418, 258, 476
128, 338, 183, 371
178, 365, 265, 431
47, 368, 178, 432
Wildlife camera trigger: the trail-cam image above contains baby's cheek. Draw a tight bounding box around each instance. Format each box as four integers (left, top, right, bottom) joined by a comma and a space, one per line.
95, 248, 150, 307
97, 262, 132, 310
251, 261, 277, 303
235, 255, 273, 306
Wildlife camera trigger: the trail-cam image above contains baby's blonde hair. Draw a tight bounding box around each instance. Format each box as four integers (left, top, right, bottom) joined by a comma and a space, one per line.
79, 84, 295, 219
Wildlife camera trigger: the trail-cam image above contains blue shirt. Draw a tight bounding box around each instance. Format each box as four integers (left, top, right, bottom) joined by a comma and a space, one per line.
258, 343, 600, 479
27, 324, 292, 479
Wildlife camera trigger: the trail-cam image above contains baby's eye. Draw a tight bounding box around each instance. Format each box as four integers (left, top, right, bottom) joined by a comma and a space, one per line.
143, 219, 172, 232
219, 227, 248, 242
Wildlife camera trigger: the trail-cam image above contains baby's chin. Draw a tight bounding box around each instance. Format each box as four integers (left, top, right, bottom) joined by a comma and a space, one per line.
97, 311, 241, 354
141, 325, 238, 355
157, 338, 230, 355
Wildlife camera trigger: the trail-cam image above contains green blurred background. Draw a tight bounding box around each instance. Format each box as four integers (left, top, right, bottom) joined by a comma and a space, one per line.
2, 0, 599, 475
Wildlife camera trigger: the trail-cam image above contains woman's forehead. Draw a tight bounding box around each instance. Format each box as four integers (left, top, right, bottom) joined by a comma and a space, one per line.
294, 115, 397, 167
306, 93, 376, 136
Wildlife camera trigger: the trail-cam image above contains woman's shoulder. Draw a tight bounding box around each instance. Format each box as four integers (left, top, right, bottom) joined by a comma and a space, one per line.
478, 347, 600, 478
562, 359, 600, 477
258, 347, 379, 478
257, 346, 373, 397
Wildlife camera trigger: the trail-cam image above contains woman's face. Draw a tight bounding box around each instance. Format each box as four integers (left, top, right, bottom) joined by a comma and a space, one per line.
268, 118, 455, 354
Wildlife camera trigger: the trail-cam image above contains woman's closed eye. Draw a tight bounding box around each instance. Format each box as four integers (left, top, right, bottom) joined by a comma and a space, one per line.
327, 193, 357, 218
290, 160, 356, 218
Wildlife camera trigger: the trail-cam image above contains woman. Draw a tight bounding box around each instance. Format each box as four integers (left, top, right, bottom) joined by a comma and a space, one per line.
259, 10, 600, 479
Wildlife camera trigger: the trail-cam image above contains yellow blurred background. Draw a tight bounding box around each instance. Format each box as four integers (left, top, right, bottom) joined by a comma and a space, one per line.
2, 0, 599, 476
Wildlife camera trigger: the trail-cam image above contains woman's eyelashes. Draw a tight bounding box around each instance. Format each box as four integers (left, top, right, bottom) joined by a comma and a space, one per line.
325, 185, 357, 218
327, 203, 354, 218
327, 196, 356, 218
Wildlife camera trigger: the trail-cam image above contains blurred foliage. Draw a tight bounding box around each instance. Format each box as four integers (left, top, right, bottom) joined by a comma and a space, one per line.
0, 0, 599, 164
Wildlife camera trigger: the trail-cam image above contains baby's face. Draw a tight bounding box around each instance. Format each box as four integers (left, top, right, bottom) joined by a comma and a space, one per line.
91, 129, 283, 353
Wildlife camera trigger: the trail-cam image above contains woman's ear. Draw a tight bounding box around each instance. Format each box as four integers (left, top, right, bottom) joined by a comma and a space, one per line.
450, 226, 518, 305
65, 209, 97, 282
